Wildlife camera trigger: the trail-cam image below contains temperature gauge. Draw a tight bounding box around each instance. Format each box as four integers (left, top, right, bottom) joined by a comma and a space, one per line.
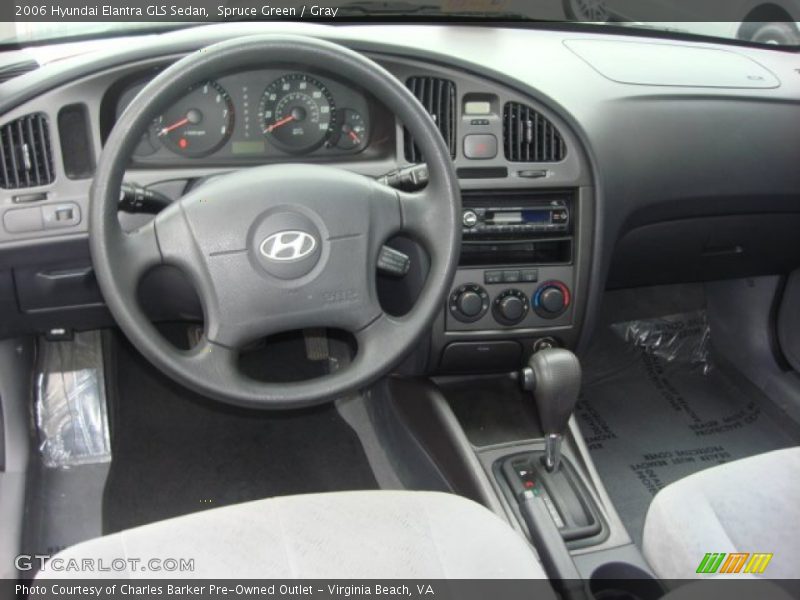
335, 109, 367, 151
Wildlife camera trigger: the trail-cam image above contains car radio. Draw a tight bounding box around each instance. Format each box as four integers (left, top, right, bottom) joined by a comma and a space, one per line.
461, 200, 569, 237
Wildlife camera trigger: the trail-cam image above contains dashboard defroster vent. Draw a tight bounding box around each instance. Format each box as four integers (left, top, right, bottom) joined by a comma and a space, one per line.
404, 76, 456, 163
0, 59, 38, 85
503, 102, 566, 163
0, 113, 55, 189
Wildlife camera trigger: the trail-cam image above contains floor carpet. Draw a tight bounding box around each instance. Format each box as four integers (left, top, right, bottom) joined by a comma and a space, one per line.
102, 332, 377, 533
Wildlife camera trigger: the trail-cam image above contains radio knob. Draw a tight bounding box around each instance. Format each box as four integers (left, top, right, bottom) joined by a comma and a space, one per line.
492, 289, 529, 326
462, 210, 478, 228
533, 281, 571, 318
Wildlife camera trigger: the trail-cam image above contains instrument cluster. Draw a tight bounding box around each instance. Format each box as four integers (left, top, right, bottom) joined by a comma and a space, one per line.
115, 70, 373, 163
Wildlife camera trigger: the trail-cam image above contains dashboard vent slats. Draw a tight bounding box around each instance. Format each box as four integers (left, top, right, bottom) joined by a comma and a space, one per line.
404, 76, 456, 163
503, 102, 566, 163
0, 113, 54, 189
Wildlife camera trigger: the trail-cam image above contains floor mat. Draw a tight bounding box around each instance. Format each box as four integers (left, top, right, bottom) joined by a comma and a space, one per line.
577, 327, 800, 548
102, 332, 377, 534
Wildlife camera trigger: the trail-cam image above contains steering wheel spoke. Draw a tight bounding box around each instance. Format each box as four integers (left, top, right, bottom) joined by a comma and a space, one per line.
182, 337, 239, 383
114, 221, 162, 296
397, 186, 457, 256
354, 311, 394, 353
152, 205, 226, 341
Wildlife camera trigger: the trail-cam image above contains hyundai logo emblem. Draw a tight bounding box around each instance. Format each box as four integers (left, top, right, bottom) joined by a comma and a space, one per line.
259, 230, 317, 262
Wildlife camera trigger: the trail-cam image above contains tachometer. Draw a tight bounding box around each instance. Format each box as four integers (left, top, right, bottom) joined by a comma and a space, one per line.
259, 74, 335, 154
155, 80, 234, 157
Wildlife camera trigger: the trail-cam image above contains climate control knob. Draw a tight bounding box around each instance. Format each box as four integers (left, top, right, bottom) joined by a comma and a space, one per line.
492, 289, 529, 326
533, 281, 571, 319
449, 284, 490, 323
458, 290, 483, 317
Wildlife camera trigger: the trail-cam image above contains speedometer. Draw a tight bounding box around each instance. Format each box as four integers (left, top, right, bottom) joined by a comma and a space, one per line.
259, 74, 336, 154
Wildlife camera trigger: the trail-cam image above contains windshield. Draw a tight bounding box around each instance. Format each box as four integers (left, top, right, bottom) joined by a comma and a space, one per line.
0, 22, 194, 45
2, 0, 799, 48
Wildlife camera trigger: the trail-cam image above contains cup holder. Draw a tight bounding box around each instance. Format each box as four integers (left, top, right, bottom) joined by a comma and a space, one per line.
590, 562, 664, 600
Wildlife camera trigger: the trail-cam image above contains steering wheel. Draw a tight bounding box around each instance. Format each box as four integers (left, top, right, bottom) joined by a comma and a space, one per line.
90, 35, 461, 409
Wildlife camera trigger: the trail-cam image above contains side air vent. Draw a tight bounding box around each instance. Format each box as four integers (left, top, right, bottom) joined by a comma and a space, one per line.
0, 113, 54, 189
404, 76, 456, 163
503, 102, 566, 163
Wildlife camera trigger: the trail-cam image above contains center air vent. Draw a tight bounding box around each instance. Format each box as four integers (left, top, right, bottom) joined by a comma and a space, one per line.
503, 102, 566, 163
404, 76, 456, 163
0, 113, 54, 189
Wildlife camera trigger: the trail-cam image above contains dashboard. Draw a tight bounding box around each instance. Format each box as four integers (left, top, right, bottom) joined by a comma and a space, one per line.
1, 22, 799, 368
112, 69, 385, 165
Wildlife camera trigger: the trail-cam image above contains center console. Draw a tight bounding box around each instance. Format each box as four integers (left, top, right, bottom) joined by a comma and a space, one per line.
450, 192, 574, 328
432, 188, 591, 374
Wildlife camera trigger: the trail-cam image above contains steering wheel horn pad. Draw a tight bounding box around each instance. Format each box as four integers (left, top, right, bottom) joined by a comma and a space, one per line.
155, 164, 401, 348
90, 36, 460, 408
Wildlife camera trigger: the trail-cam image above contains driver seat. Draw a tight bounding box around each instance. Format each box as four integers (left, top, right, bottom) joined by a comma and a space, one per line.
35, 491, 547, 579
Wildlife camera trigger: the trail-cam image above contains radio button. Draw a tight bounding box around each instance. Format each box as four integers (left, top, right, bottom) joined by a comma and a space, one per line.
521, 269, 539, 283
502, 270, 521, 283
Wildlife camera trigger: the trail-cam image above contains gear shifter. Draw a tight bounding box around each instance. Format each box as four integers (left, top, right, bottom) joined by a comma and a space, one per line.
521, 348, 582, 472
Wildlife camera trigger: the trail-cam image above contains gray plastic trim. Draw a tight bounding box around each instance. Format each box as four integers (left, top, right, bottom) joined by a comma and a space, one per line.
778, 270, 800, 373
707, 276, 800, 425
0, 337, 35, 579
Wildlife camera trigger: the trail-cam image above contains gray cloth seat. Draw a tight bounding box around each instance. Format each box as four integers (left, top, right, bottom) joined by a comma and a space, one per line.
36, 490, 547, 579
643, 447, 800, 580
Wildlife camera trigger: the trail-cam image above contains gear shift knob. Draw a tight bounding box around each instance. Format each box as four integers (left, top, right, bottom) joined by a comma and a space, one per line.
522, 348, 582, 471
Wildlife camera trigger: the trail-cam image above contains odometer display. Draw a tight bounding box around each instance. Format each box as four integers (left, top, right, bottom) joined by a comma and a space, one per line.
259, 74, 336, 154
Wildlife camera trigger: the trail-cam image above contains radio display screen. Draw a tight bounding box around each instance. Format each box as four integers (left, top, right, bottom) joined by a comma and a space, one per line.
487, 209, 550, 224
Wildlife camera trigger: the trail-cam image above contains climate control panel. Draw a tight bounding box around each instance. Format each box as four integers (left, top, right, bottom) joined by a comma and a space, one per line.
446, 266, 574, 331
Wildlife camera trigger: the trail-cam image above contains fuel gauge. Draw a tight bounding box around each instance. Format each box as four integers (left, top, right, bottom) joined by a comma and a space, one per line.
336, 109, 367, 151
